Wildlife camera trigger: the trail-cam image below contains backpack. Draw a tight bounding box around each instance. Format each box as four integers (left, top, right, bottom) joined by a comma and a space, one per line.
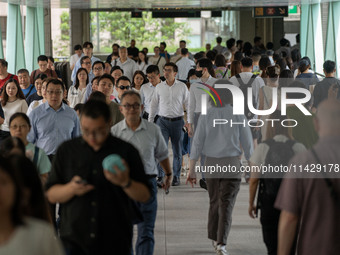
259, 138, 296, 201
235, 74, 257, 119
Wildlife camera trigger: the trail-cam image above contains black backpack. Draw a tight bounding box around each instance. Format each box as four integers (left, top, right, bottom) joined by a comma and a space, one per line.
259, 138, 296, 202
235, 73, 257, 119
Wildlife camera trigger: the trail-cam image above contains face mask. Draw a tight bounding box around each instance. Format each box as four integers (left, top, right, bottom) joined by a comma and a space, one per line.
189, 79, 200, 85
195, 70, 203, 78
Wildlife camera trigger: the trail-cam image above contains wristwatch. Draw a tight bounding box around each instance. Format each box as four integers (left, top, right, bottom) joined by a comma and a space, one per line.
165, 172, 172, 177
122, 179, 132, 189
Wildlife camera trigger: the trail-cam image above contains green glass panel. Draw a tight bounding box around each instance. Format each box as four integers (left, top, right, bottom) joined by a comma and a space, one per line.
6, 4, 25, 74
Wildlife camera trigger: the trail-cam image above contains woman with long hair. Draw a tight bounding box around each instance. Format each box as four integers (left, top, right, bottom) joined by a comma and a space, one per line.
214, 54, 228, 79
137, 51, 149, 74
68, 67, 89, 108
0, 155, 64, 254
131, 71, 148, 91
0, 79, 28, 143
259, 56, 272, 81
230, 60, 242, 78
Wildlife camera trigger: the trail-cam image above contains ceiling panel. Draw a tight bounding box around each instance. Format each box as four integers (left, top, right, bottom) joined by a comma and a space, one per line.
0, 0, 332, 9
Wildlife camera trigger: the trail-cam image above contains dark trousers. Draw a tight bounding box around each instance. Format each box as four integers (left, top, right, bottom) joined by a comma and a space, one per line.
135, 178, 158, 255
260, 200, 296, 255
156, 117, 184, 179
260, 202, 281, 255
206, 177, 241, 245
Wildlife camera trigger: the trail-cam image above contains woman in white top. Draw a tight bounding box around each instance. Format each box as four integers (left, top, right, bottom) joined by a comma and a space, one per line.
0, 156, 64, 255
258, 65, 280, 141
248, 110, 306, 255
26, 78, 50, 116
131, 70, 148, 92
68, 68, 89, 108
136, 51, 149, 74
0, 79, 28, 143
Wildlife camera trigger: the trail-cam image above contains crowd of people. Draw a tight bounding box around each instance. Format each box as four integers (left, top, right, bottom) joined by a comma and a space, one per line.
0, 34, 339, 255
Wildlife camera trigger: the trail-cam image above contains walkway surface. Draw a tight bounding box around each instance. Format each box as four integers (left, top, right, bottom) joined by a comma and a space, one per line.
133, 177, 267, 255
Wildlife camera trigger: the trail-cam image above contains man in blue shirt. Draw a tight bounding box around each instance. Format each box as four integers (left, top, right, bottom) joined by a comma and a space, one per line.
28, 79, 80, 159
17, 69, 36, 98
159, 42, 170, 63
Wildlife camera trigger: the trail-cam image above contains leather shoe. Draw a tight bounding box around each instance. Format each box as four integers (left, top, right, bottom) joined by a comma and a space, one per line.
199, 179, 207, 190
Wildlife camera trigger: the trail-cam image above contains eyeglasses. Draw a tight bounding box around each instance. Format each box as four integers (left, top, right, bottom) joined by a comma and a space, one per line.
93, 67, 103, 71
83, 62, 92, 65
46, 90, 63, 95
121, 103, 141, 110
163, 68, 173, 73
10, 124, 29, 130
118, 85, 131, 90
82, 128, 108, 139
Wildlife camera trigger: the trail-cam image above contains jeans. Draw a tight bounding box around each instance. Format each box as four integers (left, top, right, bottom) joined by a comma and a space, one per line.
193, 112, 206, 179
135, 178, 158, 255
156, 117, 184, 178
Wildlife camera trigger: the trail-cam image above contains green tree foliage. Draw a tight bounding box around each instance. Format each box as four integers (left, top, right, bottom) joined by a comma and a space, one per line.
90, 12, 191, 52
54, 11, 70, 57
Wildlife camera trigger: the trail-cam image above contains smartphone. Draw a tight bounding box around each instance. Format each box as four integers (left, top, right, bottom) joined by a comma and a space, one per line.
75, 179, 88, 185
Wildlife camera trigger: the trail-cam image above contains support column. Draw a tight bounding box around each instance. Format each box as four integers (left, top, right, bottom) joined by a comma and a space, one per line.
325, 1, 340, 77
44, 7, 52, 57
6, 4, 25, 74
300, 4, 324, 73
0, 22, 3, 59
239, 10, 255, 44
71, 10, 90, 55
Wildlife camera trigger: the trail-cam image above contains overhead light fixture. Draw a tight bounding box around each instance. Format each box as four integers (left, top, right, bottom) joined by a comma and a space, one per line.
201, 11, 211, 18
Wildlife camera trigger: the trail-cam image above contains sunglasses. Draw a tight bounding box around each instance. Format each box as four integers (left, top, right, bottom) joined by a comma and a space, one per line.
118, 85, 131, 90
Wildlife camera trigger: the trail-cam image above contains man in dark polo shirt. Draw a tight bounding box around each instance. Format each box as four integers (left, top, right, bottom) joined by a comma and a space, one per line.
46, 100, 150, 255
312, 60, 340, 110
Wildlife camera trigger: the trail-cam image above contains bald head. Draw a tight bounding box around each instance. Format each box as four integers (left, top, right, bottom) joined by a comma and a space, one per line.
314, 99, 340, 137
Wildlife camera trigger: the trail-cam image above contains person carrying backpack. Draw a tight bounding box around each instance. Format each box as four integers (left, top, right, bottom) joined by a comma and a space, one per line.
230, 57, 265, 147
248, 110, 306, 255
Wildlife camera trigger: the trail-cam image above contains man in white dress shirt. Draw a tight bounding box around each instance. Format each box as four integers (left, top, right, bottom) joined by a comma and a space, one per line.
149, 63, 189, 186
111, 47, 137, 82
140, 65, 161, 122
176, 48, 196, 83
187, 58, 217, 189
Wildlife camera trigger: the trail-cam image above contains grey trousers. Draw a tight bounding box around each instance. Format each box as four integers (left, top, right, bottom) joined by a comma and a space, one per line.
205, 156, 241, 245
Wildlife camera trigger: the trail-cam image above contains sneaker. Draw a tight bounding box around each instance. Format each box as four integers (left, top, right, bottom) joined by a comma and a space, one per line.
157, 177, 163, 188
199, 179, 207, 190
171, 177, 180, 186
212, 241, 217, 252
216, 245, 229, 255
